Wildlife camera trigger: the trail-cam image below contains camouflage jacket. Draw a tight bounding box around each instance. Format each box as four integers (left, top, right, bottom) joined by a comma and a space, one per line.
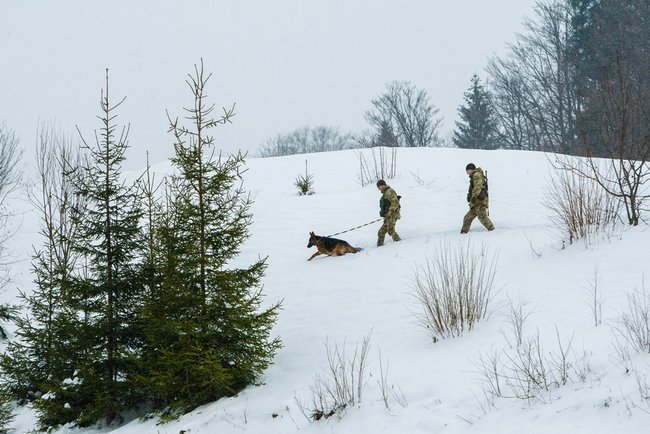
379, 186, 401, 219
467, 168, 489, 207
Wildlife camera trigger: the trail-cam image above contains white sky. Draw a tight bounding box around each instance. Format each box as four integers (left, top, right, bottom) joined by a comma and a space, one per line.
1, 0, 538, 170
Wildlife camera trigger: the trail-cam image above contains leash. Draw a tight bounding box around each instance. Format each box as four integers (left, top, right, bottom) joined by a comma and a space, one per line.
326, 218, 383, 237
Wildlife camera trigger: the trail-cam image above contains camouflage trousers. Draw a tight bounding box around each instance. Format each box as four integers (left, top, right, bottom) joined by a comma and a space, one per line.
461, 205, 494, 233
378, 215, 401, 245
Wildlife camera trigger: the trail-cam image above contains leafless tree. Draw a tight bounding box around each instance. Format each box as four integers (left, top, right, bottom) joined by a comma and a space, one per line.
554, 53, 650, 226
0, 121, 22, 300
31, 123, 87, 293
365, 80, 443, 147
258, 126, 355, 157
586, 266, 604, 327
487, 1, 579, 153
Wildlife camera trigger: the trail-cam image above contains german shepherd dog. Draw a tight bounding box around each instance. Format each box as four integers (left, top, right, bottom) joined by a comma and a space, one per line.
307, 231, 363, 261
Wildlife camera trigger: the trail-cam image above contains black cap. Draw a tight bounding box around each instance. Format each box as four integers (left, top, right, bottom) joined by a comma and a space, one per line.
465, 163, 476, 170
376, 179, 386, 186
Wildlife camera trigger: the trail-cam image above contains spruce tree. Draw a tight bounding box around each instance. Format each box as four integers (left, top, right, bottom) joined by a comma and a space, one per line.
26, 71, 146, 427
138, 60, 281, 419
453, 74, 498, 150
1, 129, 86, 428
375, 120, 399, 147
0, 386, 14, 433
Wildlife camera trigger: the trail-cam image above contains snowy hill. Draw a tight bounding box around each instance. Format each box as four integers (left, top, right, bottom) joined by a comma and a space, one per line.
8, 147, 650, 433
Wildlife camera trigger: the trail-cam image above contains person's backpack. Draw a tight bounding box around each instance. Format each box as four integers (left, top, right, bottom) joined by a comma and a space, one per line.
478, 170, 489, 200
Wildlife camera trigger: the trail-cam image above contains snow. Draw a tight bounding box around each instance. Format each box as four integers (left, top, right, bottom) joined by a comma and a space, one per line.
4, 146, 650, 433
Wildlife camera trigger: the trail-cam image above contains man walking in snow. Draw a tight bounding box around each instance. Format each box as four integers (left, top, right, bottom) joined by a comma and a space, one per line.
376, 179, 401, 246
461, 163, 495, 234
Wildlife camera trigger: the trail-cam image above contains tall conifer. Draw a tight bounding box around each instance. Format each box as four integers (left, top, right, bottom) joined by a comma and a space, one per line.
453, 74, 498, 150
1, 129, 86, 428
39, 71, 145, 427
139, 60, 281, 419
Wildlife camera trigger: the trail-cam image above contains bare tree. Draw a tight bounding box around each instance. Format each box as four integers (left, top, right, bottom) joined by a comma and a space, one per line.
365, 80, 443, 147
258, 126, 355, 157
487, 58, 543, 150
554, 53, 650, 226
487, 1, 579, 153
31, 123, 87, 296
0, 121, 22, 331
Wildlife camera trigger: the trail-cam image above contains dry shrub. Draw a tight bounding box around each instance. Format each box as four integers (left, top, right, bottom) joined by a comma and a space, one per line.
474, 328, 585, 405
298, 335, 371, 421
411, 240, 498, 342
544, 167, 619, 246
356, 146, 397, 187
612, 283, 650, 355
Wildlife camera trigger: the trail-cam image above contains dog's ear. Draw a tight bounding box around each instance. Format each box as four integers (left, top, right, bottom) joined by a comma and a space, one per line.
310, 231, 314, 236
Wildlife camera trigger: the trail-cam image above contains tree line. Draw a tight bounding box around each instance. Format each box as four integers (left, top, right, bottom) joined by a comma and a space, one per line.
0, 62, 281, 430
259, 80, 445, 157
262, 0, 650, 164
455, 0, 650, 159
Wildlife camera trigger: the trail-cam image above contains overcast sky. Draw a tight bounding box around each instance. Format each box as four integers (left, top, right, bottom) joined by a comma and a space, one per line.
1, 0, 538, 170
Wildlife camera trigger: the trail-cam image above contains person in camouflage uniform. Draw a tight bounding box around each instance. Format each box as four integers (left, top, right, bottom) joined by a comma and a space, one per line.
376, 179, 401, 246
461, 163, 495, 234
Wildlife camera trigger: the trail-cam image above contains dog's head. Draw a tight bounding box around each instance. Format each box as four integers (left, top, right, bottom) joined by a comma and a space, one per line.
307, 231, 318, 248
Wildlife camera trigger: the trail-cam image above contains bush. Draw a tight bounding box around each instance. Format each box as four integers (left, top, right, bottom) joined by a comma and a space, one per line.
474, 328, 581, 405
612, 284, 650, 354
410, 240, 498, 342
298, 335, 370, 421
544, 166, 619, 246
295, 160, 315, 195
356, 146, 397, 187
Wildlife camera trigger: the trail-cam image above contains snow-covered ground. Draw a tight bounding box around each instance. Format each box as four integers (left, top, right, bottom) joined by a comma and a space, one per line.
5, 147, 650, 433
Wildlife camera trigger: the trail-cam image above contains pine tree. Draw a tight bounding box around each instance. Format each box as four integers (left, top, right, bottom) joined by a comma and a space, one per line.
453, 74, 498, 150
0, 386, 14, 433
138, 60, 281, 419
1, 128, 86, 428
375, 120, 399, 147
27, 71, 146, 427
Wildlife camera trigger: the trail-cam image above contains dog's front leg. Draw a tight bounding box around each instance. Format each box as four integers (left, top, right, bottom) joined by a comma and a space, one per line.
308, 251, 322, 261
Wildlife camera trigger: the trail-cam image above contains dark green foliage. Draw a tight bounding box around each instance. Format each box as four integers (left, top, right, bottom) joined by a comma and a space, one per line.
60, 73, 146, 426
295, 160, 315, 195
9, 73, 147, 429
569, 0, 650, 158
136, 60, 281, 419
5, 64, 281, 430
295, 172, 315, 195
0, 304, 17, 340
1, 128, 86, 429
0, 386, 14, 433
453, 74, 498, 150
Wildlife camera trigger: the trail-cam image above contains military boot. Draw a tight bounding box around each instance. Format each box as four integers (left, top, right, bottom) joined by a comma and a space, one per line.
377, 237, 385, 247
392, 234, 401, 242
